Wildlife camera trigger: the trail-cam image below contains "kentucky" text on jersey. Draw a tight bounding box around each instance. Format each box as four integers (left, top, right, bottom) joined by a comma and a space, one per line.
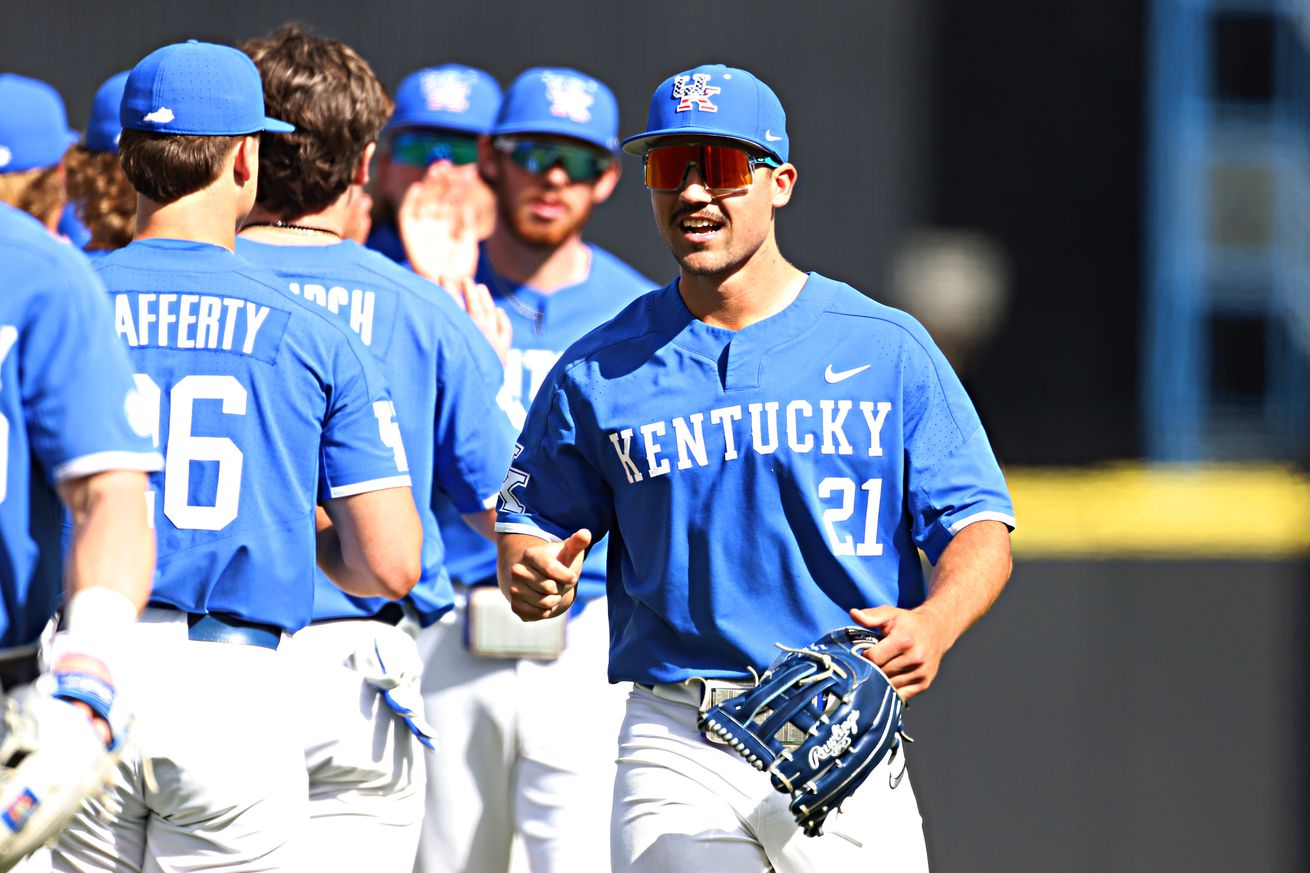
607, 400, 894, 484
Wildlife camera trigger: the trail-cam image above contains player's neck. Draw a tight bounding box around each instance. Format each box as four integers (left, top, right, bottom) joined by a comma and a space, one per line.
483, 228, 590, 294
238, 198, 350, 247
678, 236, 806, 331
134, 189, 241, 252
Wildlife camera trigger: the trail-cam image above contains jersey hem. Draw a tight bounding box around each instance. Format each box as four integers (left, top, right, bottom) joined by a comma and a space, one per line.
53, 450, 164, 482
493, 522, 562, 543
947, 510, 1017, 534
327, 474, 412, 498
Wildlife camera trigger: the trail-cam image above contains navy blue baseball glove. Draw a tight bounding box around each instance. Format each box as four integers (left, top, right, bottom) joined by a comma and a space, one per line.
699, 626, 908, 837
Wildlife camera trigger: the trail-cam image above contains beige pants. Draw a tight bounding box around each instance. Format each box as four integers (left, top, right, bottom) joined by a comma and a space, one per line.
612, 684, 930, 873
414, 593, 626, 873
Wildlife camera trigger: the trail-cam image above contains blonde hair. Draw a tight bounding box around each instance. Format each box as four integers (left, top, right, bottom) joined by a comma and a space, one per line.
65, 145, 136, 250
0, 163, 66, 226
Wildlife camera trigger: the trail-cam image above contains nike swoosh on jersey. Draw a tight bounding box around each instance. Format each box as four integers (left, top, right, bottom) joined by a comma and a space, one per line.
824, 363, 871, 383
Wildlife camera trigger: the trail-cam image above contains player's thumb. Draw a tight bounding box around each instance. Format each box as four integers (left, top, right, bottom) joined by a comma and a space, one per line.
556, 529, 592, 571
850, 605, 897, 632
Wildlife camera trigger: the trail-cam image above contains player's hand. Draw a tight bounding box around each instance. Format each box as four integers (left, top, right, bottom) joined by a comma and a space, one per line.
457, 277, 512, 364
849, 605, 953, 702
398, 162, 481, 290
49, 652, 118, 748
499, 529, 591, 621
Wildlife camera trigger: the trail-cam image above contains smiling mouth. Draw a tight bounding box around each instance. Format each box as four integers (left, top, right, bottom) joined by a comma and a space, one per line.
679, 215, 724, 242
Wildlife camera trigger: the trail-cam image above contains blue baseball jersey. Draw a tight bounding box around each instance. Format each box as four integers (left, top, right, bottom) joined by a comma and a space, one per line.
364, 222, 406, 265
497, 274, 1016, 685
0, 205, 160, 649
236, 238, 516, 626
436, 243, 653, 601
96, 238, 410, 633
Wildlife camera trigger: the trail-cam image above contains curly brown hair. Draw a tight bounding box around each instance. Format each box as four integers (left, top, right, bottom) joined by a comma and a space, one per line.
241, 24, 393, 219
65, 145, 137, 250
0, 163, 67, 226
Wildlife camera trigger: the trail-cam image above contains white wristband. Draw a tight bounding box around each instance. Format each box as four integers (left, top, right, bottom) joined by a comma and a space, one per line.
63, 587, 138, 639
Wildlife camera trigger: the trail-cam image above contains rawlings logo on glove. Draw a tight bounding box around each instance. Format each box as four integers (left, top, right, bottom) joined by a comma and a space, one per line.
699, 627, 909, 837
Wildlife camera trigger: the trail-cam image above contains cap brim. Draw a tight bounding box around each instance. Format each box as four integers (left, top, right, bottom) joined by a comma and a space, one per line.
622, 128, 781, 161
492, 120, 616, 153
263, 117, 295, 134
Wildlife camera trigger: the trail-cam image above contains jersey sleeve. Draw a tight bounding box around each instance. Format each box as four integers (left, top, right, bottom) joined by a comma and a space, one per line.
320, 326, 413, 498
901, 325, 1015, 563
494, 368, 614, 543
25, 254, 161, 482
431, 317, 518, 514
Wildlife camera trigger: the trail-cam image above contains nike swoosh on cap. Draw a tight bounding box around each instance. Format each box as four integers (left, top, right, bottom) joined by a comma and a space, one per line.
764, 130, 783, 142
824, 363, 871, 383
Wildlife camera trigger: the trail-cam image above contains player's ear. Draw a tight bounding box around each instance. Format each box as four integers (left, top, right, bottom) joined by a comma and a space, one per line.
232, 135, 259, 187
355, 141, 378, 187
589, 158, 621, 205
477, 135, 499, 185
769, 162, 796, 209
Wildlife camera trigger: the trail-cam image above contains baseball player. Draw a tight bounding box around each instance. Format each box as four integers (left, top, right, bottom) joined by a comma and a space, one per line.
0, 73, 159, 870
50, 40, 423, 872
234, 26, 517, 871
496, 64, 1016, 872
64, 71, 135, 258
368, 63, 502, 267
411, 67, 653, 873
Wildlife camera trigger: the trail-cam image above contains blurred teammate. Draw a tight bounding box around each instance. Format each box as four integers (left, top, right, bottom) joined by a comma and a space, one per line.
496, 64, 1015, 871
368, 63, 501, 267
0, 72, 158, 870
65, 72, 135, 257
52, 40, 421, 871
412, 66, 653, 873
235, 26, 517, 871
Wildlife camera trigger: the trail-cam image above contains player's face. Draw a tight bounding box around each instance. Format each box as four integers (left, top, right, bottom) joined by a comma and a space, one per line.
378, 127, 492, 216
479, 135, 619, 250
648, 140, 794, 279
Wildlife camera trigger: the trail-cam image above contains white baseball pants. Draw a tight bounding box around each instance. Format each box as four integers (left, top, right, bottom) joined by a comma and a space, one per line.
413, 593, 626, 873
290, 618, 426, 873
612, 683, 930, 873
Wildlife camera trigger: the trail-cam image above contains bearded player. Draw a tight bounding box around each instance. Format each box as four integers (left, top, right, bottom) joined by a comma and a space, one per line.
411, 67, 652, 873
51, 40, 421, 871
235, 26, 517, 871
496, 65, 1015, 871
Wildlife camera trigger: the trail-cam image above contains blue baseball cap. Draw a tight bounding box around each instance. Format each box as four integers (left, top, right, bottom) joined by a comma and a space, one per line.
85, 71, 129, 153
388, 64, 502, 135
121, 40, 294, 136
622, 64, 789, 163
0, 73, 77, 172
491, 67, 619, 153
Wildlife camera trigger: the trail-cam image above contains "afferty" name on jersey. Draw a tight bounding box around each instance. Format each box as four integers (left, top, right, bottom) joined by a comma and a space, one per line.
607, 400, 894, 484
114, 293, 273, 356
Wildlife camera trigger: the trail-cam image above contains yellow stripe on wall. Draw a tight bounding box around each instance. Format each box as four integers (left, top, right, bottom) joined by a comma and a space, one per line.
1006, 464, 1310, 558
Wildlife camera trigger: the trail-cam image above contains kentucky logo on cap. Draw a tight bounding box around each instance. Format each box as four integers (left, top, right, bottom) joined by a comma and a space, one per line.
542, 72, 595, 123
673, 74, 720, 113
420, 70, 474, 113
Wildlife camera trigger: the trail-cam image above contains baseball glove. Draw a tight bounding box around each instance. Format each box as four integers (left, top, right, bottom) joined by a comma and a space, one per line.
699, 626, 908, 837
0, 654, 127, 871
